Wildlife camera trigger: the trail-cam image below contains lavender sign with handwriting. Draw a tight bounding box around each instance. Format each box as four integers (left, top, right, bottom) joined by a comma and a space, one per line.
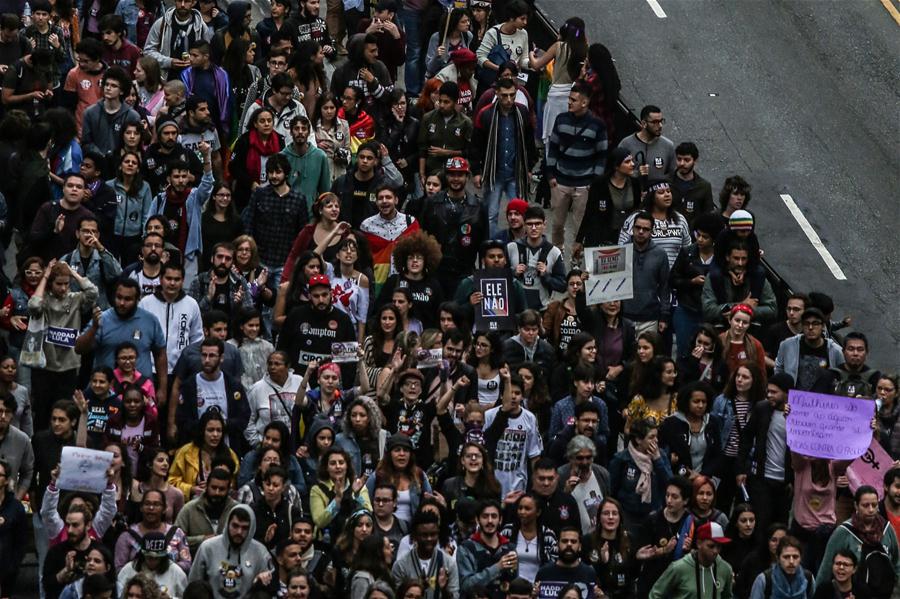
786, 390, 875, 460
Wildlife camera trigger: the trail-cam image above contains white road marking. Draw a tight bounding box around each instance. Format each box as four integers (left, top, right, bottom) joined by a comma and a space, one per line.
646, 0, 667, 18
779, 194, 847, 280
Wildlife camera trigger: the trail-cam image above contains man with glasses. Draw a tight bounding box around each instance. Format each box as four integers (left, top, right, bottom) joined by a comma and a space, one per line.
775, 307, 844, 391
238, 48, 292, 131
620, 211, 670, 337
372, 483, 406, 555
471, 77, 536, 239
617, 104, 676, 180
506, 205, 565, 310
547, 401, 605, 467
240, 71, 306, 138
0, 393, 34, 500
381, 369, 439, 469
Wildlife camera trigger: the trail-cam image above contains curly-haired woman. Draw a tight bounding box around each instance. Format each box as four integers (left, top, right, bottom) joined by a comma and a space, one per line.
376, 231, 443, 329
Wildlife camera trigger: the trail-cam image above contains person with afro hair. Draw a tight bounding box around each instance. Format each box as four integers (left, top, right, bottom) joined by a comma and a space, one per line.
375, 230, 444, 329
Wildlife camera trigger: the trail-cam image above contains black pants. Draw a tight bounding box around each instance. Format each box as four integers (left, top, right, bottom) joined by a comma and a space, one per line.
748, 476, 791, 534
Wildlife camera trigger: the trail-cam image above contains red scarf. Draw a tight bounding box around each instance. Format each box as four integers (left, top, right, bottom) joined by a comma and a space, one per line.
165, 185, 192, 252
246, 129, 282, 184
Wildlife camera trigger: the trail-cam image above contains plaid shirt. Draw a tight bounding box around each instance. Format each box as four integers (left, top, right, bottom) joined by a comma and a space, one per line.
242, 184, 309, 266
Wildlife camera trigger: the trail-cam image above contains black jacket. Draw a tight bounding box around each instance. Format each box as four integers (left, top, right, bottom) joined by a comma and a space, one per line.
658, 413, 724, 478
332, 168, 392, 229
420, 191, 488, 280
737, 401, 792, 482
669, 243, 713, 312
377, 114, 420, 182
667, 170, 714, 228
576, 175, 641, 246
177, 371, 251, 451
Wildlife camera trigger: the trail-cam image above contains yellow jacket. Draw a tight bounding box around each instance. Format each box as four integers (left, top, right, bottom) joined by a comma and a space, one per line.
310, 478, 372, 533
168, 443, 239, 499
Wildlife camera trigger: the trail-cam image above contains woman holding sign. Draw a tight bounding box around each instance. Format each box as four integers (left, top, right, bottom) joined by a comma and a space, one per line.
27, 259, 99, 431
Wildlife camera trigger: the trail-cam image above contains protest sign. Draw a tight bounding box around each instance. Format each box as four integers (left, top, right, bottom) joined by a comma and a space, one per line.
536, 581, 594, 599
786, 390, 875, 460
416, 348, 443, 369
584, 245, 633, 305
473, 268, 516, 332
57, 446, 114, 494
847, 439, 893, 499
331, 341, 360, 363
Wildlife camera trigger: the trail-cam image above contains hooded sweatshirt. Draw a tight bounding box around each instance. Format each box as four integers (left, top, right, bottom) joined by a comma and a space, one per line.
81, 100, 142, 158
139, 289, 204, 374
188, 504, 273, 599
649, 551, 734, 599
330, 34, 393, 117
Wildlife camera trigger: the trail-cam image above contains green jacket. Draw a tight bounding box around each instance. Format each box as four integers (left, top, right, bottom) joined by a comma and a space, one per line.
173, 494, 238, 555
815, 519, 900, 588
649, 552, 733, 599
417, 108, 473, 175
282, 143, 333, 218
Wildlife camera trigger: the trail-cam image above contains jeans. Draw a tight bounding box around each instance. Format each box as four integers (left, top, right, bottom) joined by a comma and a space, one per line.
672, 304, 703, 361
398, 7, 423, 95
484, 174, 519, 239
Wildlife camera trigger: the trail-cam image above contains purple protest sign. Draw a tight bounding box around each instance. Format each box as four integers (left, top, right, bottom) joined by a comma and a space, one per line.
786, 390, 875, 460
847, 439, 893, 500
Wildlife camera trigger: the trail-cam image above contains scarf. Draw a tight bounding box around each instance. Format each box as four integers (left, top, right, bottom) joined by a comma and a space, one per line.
627, 442, 654, 504
850, 512, 888, 545
770, 564, 808, 599
246, 129, 281, 184
482, 103, 529, 200
165, 185, 192, 252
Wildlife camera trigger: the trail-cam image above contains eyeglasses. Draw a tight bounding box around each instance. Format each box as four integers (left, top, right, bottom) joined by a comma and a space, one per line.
525, 222, 543, 228
373, 497, 394, 504
833, 562, 854, 569
214, 192, 232, 199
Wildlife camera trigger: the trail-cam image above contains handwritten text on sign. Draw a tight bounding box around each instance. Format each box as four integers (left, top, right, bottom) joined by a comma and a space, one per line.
786, 390, 874, 460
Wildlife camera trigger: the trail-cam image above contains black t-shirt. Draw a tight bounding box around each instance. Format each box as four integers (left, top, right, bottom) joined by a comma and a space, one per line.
347, 175, 376, 228
763, 321, 796, 357
384, 396, 437, 468
797, 338, 830, 390
2, 59, 50, 116
143, 143, 203, 194
43, 540, 101, 598
534, 563, 597, 599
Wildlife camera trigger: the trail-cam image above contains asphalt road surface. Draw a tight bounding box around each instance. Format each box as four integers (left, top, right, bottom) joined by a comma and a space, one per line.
538, 0, 900, 365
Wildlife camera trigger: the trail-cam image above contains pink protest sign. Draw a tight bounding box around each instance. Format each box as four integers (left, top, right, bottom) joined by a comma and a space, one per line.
786, 390, 875, 460
847, 439, 893, 500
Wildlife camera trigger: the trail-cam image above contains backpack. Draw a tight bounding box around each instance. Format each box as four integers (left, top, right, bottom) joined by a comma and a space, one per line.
762, 567, 814, 599
841, 523, 898, 597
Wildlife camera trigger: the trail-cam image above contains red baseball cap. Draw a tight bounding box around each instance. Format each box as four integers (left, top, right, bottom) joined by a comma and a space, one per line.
696, 522, 731, 544
308, 274, 331, 289
445, 157, 470, 173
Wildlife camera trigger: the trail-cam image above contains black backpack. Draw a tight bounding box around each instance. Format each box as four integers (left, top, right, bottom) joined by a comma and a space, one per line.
841, 523, 898, 597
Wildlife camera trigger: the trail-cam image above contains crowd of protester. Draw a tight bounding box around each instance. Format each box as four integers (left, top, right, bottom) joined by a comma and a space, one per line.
0, 0, 897, 598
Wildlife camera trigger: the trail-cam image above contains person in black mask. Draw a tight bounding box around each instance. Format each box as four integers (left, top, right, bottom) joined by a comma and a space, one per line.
174, 466, 237, 557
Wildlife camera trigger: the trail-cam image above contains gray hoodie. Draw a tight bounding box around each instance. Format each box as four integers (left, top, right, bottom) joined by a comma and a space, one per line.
188, 504, 273, 599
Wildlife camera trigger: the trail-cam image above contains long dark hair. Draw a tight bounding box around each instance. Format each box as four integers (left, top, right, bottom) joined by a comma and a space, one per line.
349, 533, 393, 585
192, 410, 232, 465
563, 331, 596, 368
456, 442, 501, 498
44, 107, 79, 154
221, 37, 256, 90
723, 361, 766, 405
134, 447, 170, 483
586, 43, 620, 111
312, 91, 339, 127
636, 355, 675, 400
369, 304, 402, 358
467, 331, 504, 370
559, 17, 587, 81
285, 250, 327, 306
116, 150, 146, 196
292, 40, 327, 90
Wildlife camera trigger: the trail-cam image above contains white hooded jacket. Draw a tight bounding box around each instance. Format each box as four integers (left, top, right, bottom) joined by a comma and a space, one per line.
139, 290, 204, 374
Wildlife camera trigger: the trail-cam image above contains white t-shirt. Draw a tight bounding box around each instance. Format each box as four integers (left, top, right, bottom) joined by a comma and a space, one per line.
196, 372, 228, 419
484, 406, 543, 495
571, 471, 604, 534
515, 533, 541, 582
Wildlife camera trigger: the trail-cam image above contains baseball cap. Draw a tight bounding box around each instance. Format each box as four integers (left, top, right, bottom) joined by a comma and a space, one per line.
696, 522, 731, 544
308, 274, 331, 289
445, 156, 470, 173
801, 307, 826, 323
141, 532, 170, 557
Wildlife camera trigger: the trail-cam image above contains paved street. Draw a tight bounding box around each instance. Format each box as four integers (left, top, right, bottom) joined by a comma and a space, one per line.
539, 0, 900, 362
